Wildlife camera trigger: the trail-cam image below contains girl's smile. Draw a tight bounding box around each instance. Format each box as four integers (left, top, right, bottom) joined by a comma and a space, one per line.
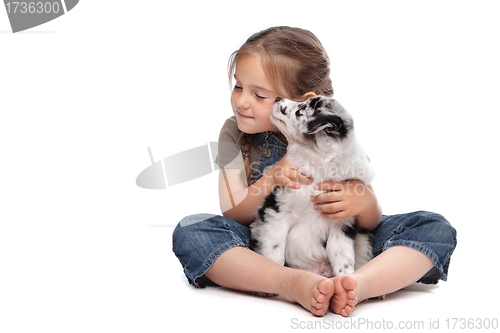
236, 112, 254, 119
231, 53, 280, 134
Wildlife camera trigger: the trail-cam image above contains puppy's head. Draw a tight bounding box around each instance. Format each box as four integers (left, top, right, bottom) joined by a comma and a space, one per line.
271, 96, 354, 146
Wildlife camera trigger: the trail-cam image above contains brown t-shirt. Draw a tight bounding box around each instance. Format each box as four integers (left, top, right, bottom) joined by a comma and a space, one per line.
216, 116, 262, 174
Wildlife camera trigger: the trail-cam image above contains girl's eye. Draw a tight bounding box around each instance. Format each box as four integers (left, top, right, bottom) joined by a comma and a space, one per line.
234, 85, 242, 90
256, 94, 266, 100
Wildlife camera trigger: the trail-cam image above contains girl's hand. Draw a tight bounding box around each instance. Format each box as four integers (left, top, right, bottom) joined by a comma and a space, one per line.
310, 180, 377, 221
268, 155, 312, 189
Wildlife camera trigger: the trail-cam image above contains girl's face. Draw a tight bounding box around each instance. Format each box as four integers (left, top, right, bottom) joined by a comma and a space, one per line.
231, 54, 281, 134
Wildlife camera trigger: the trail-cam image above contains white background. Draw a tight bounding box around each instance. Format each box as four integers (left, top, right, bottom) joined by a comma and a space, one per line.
1, 1, 499, 332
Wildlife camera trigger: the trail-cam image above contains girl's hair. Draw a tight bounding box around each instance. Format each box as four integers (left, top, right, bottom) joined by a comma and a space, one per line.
228, 26, 334, 184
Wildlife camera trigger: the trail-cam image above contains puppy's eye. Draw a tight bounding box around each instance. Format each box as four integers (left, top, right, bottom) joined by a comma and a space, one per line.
298, 104, 307, 111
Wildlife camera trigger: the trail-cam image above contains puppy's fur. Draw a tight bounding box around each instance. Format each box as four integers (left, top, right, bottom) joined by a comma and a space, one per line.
250, 96, 375, 280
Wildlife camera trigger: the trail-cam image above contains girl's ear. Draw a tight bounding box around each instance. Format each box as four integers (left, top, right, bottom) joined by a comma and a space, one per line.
300, 91, 316, 101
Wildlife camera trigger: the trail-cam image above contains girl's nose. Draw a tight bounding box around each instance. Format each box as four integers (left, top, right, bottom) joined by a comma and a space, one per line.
235, 93, 250, 109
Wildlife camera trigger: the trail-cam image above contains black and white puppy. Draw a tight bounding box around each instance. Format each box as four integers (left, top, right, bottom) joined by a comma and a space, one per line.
250, 96, 375, 279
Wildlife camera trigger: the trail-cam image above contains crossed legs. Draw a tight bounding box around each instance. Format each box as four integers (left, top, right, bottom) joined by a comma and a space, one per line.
205, 245, 434, 317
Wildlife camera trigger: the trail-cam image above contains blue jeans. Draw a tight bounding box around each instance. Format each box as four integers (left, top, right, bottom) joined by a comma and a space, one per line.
172, 211, 457, 288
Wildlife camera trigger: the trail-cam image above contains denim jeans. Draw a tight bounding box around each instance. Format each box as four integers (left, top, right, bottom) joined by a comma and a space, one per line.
172, 211, 457, 288
172, 131, 457, 287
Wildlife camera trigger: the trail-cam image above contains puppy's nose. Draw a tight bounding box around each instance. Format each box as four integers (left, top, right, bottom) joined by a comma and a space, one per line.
275, 97, 282, 102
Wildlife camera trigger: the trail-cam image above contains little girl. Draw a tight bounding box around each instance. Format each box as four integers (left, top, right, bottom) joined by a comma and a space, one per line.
173, 26, 457, 317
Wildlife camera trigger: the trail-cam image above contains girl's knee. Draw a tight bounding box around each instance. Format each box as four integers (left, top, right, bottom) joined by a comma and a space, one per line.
172, 214, 250, 288
173, 214, 216, 248
173, 215, 206, 252
172, 214, 250, 255
404, 211, 457, 249
410, 210, 447, 224
416, 211, 456, 236
410, 212, 457, 284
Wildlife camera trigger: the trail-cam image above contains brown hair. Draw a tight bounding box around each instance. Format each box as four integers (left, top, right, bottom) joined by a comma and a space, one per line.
228, 26, 334, 184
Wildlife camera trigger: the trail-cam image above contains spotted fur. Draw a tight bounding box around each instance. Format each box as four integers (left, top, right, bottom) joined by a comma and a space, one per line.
250, 96, 375, 279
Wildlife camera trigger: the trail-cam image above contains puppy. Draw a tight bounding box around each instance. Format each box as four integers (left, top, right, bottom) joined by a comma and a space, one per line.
250, 96, 375, 281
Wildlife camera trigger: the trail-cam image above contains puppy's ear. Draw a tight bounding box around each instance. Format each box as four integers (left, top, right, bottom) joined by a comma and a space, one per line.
304, 99, 353, 139
304, 113, 351, 139
305, 114, 346, 138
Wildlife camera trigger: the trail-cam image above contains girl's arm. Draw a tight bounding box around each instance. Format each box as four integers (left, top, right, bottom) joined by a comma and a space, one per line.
219, 156, 312, 226
353, 184, 383, 230
219, 168, 274, 226
311, 181, 382, 231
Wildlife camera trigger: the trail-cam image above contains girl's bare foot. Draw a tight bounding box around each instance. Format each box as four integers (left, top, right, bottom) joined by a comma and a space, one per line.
330, 275, 358, 317
281, 270, 335, 317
